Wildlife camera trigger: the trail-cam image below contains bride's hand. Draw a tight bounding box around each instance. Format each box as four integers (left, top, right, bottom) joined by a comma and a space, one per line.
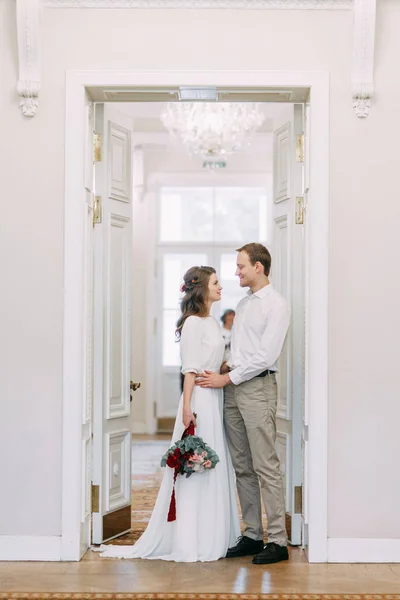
182, 407, 196, 428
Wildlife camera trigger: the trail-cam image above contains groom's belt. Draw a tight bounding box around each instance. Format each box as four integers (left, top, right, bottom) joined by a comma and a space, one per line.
256, 369, 276, 377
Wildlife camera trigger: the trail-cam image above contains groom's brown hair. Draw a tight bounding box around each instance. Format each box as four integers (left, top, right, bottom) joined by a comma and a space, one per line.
236, 243, 272, 276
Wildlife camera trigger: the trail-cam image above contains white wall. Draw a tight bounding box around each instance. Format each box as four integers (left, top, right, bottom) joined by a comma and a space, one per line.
1, 0, 400, 544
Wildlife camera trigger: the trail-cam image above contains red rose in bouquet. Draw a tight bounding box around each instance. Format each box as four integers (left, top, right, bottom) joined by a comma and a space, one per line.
166, 448, 181, 468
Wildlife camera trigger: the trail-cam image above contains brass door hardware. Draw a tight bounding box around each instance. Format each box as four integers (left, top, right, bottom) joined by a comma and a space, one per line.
130, 381, 141, 402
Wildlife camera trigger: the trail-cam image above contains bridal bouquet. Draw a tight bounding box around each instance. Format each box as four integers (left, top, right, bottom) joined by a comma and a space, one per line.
161, 416, 219, 522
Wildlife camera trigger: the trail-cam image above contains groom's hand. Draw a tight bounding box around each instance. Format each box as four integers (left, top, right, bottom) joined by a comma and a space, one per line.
195, 371, 231, 388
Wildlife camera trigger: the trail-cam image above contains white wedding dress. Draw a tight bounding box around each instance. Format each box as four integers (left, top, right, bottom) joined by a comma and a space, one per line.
99, 315, 240, 562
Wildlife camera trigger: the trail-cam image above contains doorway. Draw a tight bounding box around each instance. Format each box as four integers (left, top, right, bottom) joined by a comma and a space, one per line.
61, 70, 329, 563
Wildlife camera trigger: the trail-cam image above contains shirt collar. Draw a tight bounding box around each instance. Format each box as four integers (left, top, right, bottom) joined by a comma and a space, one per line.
246, 283, 273, 299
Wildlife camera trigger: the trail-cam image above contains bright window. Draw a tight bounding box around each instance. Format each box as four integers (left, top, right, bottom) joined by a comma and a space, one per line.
160, 187, 268, 243
160, 188, 213, 242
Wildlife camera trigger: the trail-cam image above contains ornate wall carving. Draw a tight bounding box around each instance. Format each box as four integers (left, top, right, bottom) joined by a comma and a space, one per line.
352, 0, 376, 118
16, 0, 41, 117
15, 0, 377, 118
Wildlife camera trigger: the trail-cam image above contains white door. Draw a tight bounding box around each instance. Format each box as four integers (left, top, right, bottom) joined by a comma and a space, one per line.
80, 91, 95, 555
301, 100, 310, 552
92, 103, 133, 544
272, 104, 306, 546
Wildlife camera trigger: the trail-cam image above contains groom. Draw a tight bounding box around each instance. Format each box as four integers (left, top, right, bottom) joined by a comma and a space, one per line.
196, 243, 290, 565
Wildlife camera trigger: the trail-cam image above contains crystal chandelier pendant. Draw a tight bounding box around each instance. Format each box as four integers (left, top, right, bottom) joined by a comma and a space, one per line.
160, 102, 265, 164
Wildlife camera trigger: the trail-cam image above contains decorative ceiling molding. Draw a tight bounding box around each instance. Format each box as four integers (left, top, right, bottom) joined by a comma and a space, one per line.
17, 0, 376, 121
44, 0, 353, 9
16, 0, 41, 117
352, 0, 376, 118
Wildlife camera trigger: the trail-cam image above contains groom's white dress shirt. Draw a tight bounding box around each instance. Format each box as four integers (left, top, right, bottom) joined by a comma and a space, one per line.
227, 283, 291, 386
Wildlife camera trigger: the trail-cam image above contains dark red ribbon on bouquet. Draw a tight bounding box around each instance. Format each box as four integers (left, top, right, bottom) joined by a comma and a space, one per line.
167, 417, 196, 522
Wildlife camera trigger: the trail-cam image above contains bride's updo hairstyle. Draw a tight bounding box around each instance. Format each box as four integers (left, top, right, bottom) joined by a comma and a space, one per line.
176, 266, 216, 340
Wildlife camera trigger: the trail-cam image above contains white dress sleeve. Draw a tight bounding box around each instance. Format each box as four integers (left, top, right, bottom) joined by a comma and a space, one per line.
180, 316, 203, 375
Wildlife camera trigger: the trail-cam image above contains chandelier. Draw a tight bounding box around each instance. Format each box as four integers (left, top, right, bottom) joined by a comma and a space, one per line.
160, 102, 265, 165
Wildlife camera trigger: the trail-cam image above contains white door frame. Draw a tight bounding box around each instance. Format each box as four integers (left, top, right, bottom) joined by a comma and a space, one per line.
62, 69, 329, 562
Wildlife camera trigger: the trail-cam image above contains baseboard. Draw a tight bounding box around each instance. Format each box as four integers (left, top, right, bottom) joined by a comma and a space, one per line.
0, 535, 61, 561
60, 530, 84, 561
328, 537, 400, 563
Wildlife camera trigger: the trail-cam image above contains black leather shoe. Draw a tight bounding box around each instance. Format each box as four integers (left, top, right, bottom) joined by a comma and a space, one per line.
226, 536, 264, 558
252, 542, 289, 564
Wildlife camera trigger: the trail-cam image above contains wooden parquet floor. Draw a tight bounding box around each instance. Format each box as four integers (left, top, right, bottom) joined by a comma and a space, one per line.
1, 437, 400, 597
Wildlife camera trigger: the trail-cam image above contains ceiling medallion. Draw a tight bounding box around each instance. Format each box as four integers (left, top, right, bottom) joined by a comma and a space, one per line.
160, 102, 265, 166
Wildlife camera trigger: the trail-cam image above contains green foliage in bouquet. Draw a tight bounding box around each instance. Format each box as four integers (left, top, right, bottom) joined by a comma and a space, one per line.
161, 435, 220, 478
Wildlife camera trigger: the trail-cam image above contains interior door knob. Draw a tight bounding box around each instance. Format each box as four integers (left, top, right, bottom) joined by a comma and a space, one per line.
130, 381, 141, 401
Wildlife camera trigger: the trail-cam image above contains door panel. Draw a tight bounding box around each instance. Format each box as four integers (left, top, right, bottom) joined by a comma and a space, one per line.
301, 100, 311, 552
274, 122, 291, 204
273, 104, 305, 546
92, 103, 133, 544
274, 214, 289, 421
108, 216, 130, 419
291, 103, 307, 547
80, 91, 95, 556
106, 430, 131, 512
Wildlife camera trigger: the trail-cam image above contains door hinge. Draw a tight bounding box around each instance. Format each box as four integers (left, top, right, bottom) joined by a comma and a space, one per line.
91, 483, 100, 513
296, 133, 304, 162
296, 196, 305, 225
93, 133, 102, 162
294, 485, 303, 514
93, 195, 102, 226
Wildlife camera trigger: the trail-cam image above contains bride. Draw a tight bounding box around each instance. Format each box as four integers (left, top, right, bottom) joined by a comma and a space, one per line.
99, 266, 240, 562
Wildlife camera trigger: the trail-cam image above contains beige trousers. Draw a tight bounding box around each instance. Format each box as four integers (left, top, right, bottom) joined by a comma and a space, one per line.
224, 374, 287, 546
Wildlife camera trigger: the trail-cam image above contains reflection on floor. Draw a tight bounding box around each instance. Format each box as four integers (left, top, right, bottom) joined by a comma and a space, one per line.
131, 436, 170, 534
111, 434, 268, 546
1, 435, 400, 595
107, 435, 171, 545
